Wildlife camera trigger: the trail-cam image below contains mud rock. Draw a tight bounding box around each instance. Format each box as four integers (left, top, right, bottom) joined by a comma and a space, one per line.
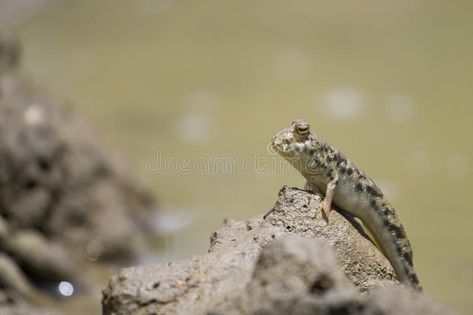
363, 286, 456, 315
102, 187, 405, 315
263, 187, 397, 291
103, 187, 456, 315
212, 237, 362, 315
214, 238, 455, 315
102, 231, 259, 315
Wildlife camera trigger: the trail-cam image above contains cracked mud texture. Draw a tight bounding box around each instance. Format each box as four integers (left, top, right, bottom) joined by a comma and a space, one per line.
103, 186, 454, 315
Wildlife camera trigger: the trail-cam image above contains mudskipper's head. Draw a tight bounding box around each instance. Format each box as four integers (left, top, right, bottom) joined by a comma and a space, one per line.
271, 119, 315, 159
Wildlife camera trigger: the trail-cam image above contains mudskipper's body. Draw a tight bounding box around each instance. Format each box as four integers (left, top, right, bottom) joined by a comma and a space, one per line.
270, 119, 421, 290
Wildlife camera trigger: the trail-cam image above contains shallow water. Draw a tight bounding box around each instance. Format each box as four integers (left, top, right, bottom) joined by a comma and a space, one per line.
17, 0, 473, 313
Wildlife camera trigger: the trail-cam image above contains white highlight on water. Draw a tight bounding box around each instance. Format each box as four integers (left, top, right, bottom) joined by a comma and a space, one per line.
58, 281, 74, 297
23, 104, 45, 126
316, 87, 366, 121
176, 90, 219, 144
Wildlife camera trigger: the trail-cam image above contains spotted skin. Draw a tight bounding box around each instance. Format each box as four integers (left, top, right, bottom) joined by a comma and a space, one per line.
270, 119, 421, 290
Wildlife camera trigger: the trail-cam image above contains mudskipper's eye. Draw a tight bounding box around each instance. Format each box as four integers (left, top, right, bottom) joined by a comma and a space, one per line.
296, 123, 309, 136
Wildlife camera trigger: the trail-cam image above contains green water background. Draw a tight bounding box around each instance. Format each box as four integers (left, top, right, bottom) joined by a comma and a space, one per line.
15, 0, 473, 313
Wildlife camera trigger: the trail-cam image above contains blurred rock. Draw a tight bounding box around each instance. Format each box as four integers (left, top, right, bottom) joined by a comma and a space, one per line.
0, 253, 33, 298
0, 78, 155, 260
0, 29, 20, 74
0, 290, 61, 315
0, 224, 78, 284
103, 187, 455, 315
0, 29, 157, 311
0, 0, 58, 29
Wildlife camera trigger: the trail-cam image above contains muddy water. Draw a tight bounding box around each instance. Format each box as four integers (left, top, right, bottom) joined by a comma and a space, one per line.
17, 0, 473, 313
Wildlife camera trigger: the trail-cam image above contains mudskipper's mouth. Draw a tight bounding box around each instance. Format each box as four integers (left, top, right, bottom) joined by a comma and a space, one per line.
271, 128, 293, 155
272, 142, 289, 155
270, 135, 285, 154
